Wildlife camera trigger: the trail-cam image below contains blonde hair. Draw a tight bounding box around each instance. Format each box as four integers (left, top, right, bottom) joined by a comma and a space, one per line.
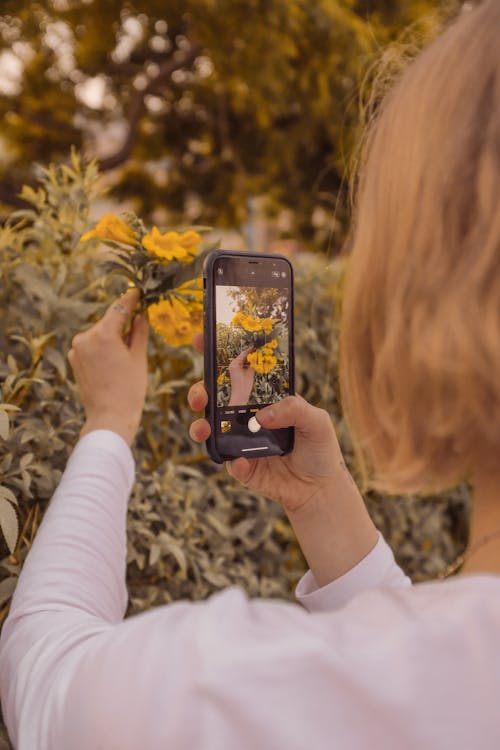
339, 0, 500, 496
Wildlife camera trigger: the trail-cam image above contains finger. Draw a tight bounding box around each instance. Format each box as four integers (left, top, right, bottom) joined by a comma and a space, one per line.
101, 289, 141, 335
225, 457, 253, 484
234, 348, 250, 365
129, 314, 149, 357
187, 381, 208, 411
256, 395, 331, 439
189, 418, 211, 442
192, 332, 204, 353
71, 333, 85, 349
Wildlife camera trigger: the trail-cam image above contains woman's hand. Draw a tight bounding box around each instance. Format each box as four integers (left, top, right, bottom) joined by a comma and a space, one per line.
188, 332, 378, 585
227, 347, 256, 406
188, 334, 346, 514
68, 289, 149, 447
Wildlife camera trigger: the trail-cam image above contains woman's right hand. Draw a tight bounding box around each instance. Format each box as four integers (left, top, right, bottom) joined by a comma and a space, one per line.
188, 334, 349, 514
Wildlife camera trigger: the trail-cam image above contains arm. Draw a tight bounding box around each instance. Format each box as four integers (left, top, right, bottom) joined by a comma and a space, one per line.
0, 431, 134, 748
188, 374, 405, 593
227, 347, 256, 406
0, 290, 150, 748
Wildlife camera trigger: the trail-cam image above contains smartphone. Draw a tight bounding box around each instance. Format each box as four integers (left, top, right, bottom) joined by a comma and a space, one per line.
203, 250, 295, 463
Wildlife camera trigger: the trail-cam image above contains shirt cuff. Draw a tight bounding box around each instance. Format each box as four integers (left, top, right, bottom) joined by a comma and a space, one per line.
295, 531, 412, 613
68, 429, 136, 491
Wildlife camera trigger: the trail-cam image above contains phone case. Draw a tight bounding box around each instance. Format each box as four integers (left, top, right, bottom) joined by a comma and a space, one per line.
203, 249, 295, 463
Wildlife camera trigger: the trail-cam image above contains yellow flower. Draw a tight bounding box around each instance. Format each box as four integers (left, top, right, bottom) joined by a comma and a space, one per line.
261, 339, 278, 355
231, 311, 246, 326
260, 318, 274, 335
231, 312, 275, 334
246, 348, 277, 374
143, 228, 200, 263
217, 370, 228, 385
241, 316, 263, 332
80, 213, 137, 246
186, 302, 203, 334
148, 296, 201, 347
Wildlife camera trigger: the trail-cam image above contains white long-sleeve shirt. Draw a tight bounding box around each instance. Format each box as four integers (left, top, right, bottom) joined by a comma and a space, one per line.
1, 431, 499, 750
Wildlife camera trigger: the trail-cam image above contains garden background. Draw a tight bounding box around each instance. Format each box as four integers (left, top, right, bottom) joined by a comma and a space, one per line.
0, 2, 475, 746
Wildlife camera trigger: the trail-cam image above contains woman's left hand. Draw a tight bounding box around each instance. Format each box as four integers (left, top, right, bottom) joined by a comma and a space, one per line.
68, 289, 149, 446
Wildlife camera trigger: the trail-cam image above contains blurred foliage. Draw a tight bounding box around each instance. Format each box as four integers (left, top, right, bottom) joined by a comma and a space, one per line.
0, 0, 465, 248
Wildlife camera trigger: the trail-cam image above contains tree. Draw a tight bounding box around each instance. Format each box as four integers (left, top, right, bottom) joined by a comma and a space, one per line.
0, 0, 463, 247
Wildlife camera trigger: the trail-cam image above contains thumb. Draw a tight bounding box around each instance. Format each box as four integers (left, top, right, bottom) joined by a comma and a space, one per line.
129, 314, 149, 357
256, 395, 329, 440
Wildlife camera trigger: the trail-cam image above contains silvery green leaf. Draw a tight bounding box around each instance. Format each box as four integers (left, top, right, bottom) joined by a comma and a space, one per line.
0, 486, 18, 506
0, 411, 9, 440
44, 347, 67, 380
0, 497, 19, 554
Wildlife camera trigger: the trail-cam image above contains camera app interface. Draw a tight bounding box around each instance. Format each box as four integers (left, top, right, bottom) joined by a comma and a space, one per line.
214, 257, 292, 454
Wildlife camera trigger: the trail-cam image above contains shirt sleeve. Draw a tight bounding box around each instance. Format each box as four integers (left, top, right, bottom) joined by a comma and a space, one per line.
0, 429, 135, 750
295, 531, 412, 613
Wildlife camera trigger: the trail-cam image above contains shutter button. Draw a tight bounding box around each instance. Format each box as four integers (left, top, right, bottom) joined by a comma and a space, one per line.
248, 416, 261, 433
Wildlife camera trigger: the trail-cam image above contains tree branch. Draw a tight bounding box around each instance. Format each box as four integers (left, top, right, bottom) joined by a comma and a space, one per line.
97, 44, 200, 172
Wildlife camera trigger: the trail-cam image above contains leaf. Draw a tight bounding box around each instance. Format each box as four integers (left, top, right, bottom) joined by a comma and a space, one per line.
0, 497, 19, 554
0, 486, 19, 506
44, 347, 67, 380
12, 264, 56, 304
0, 411, 9, 440
20, 453, 34, 470
0, 576, 17, 606
205, 512, 232, 539
202, 568, 230, 587
5, 208, 39, 224
7, 355, 18, 374
0, 404, 21, 414
20, 470, 32, 495
149, 542, 161, 566
157, 533, 188, 577
19, 184, 45, 208
0, 561, 20, 576
169, 245, 217, 289
0, 454, 12, 473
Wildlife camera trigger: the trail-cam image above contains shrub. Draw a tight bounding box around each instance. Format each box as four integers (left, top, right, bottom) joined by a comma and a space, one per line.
0, 153, 470, 620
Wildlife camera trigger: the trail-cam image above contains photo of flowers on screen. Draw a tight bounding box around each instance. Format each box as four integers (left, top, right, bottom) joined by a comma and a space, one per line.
216, 285, 290, 407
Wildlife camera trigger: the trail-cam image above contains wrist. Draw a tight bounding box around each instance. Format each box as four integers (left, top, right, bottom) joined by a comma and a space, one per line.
228, 388, 250, 406
80, 416, 138, 447
284, 469, 378, 587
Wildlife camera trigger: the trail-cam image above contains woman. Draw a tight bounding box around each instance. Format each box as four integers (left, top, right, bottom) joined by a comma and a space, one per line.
1, 1, 500, 747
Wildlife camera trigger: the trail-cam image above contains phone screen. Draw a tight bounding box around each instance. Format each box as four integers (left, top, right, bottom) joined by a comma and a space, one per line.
211, 253, 294, 459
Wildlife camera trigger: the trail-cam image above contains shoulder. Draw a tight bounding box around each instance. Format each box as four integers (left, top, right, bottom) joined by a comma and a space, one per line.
50, 579, 500, 749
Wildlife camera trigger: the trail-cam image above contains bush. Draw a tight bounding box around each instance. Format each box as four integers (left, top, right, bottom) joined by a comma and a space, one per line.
0, 154, 470, 617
